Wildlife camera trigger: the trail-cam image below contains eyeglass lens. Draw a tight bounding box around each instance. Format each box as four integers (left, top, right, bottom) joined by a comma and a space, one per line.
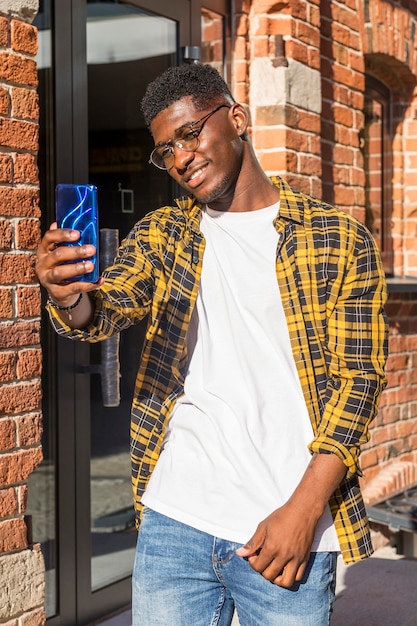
150, 104, 229, 169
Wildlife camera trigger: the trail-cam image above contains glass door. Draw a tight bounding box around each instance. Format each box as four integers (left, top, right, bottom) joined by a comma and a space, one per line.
85, 0, 178, 595
29, 1, 191, 624
74, 2, 190, 623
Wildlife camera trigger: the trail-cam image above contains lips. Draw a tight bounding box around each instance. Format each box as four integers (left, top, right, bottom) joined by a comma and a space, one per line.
184, 164, 208, 188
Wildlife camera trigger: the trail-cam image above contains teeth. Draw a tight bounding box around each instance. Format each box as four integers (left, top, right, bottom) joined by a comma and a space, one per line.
189, 167, 205, 181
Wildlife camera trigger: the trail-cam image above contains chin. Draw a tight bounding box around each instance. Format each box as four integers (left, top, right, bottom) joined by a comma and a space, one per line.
193, 175, 232, 205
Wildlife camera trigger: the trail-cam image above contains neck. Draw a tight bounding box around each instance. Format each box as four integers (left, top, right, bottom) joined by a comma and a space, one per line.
209, 155, 280, 213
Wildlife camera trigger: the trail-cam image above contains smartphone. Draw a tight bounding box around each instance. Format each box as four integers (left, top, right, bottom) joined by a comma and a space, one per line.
55, 183, 99, 283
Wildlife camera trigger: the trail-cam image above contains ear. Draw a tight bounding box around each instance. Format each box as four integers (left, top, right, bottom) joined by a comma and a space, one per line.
229, 103, 249, 136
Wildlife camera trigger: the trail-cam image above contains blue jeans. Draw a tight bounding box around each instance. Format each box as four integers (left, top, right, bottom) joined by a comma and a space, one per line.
132, 508, 337, 626
132, 509, 337, 626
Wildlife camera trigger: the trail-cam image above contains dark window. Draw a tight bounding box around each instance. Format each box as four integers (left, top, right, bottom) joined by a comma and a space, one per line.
363, 76, 393, 275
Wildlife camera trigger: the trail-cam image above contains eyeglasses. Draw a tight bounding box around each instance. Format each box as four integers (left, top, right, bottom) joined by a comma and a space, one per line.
149, 104, 230, 170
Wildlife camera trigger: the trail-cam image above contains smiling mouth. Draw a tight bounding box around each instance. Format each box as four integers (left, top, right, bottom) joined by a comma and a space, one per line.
187, 165, 207, 183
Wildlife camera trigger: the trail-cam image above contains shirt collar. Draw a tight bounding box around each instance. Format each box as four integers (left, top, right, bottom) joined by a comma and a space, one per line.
174, 174, 306, 233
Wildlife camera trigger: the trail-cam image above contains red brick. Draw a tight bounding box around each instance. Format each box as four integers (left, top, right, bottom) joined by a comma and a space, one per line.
0, 220, 13, 250
0, 52, 38, 86
268, 16, 293, 37
284, 173, 311, 194
11, 87, 39, 121
308, 47, 321, 70
295, 21, 320, 47
0, 517, 28, 551
253, 15, 268, 37
16, 286, 41, 319
254, 127, 286, 150
259, 149, 296, 172
0, 288, 13, 319
18, 483, 28, 513
332, 104, 354, 127
0, 253, 37, 284
0, 351, 15, 381
285, 39, 309, 64
234, 82, 248, 105
13, 153, 38, 184
0, 321, 40, 349
0, 86, 10, 115
234, 61, 249, 84
297, 111, 320, 133
16, 413, 42, 447
0, 418, 15, 450
0, 154, 13, 184
253, 37, 269, 58
0, 381, 42, 415
16, 348, 42, 379
16, 219, 41, 250
285, 128, 309, 152
0, 187, 40, 217
234, 36, 247, 60
0, 487, 18, 517
11, 20, 38, 56
291, 1, 307, 20
235, 13, 249, 37
298, 154, 322, 177
0, 17, 9, 47
0, 448, 42, 484
0, 118, 38, 151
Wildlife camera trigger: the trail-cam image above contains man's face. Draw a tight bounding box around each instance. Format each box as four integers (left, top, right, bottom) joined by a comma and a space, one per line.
150, 96, 246, 209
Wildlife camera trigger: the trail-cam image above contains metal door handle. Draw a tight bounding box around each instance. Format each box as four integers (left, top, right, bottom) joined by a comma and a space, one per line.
99, 229, 120, 407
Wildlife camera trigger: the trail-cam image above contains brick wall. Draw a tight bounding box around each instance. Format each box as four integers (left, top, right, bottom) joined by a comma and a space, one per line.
361, 290, 417, 505
0, 3, 45, 625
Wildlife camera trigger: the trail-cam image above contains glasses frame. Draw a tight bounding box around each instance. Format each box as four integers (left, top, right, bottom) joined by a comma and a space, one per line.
149, 104, 230, 170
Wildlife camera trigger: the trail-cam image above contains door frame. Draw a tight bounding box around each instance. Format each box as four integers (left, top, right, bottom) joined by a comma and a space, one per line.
43, 0, 231, 623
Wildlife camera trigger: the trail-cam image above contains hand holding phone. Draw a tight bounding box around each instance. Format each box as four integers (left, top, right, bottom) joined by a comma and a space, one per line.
56, 184, 99, 283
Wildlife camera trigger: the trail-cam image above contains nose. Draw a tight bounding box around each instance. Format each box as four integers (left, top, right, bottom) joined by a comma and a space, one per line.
172, 144, 195, 172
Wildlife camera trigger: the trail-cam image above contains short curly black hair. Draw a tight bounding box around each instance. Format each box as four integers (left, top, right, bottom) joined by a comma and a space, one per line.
141, 63, 235, 127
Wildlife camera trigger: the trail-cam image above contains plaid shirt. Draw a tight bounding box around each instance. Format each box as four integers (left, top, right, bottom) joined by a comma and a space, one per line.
48, 175, 388, 564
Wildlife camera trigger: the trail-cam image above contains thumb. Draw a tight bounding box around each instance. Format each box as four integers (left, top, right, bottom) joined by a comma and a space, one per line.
236, 544, 255, 557
236, 531, 264, 558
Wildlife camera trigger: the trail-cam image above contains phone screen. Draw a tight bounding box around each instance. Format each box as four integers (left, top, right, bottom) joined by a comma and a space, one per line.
56, 184, 99, 283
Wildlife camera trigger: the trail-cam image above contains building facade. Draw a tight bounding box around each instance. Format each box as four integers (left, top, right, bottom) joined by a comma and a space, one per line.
0, 0, 416, 624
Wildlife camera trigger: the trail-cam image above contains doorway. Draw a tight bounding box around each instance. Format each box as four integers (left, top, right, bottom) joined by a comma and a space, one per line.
28, 0, 230, 624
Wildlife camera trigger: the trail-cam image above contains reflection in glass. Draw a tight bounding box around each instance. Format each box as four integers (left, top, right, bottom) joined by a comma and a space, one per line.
364, 81, 393, 275
201, 8, 225, 75
86, 0, 177, 592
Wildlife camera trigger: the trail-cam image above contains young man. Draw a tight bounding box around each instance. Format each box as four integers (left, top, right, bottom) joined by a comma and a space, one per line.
36, 64, 388, 625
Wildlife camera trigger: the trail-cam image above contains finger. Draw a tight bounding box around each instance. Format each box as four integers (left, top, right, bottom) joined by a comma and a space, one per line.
248, 548, 285, 577
49, 259, 96, 284
271, 558, 307, 588
42, 228, 80, 252
51, 243, 97, 264
236, 545, 258, 557
294, 561, 307, 582
236, 532, 265, 558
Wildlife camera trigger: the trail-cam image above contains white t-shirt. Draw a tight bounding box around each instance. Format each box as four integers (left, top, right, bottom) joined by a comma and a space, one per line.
143, 202, 339, 551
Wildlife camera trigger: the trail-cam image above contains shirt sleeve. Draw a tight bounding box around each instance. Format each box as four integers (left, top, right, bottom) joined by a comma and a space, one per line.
308, 224, 388, 477
46, 224, 156, 343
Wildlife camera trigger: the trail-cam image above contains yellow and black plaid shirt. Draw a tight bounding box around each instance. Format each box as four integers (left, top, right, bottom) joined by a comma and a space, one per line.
48, 176, 388, 564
